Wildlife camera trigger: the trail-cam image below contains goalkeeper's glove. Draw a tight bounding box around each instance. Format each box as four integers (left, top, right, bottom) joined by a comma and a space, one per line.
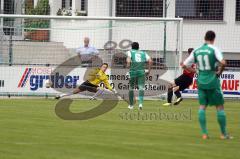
111, 89, 118, 94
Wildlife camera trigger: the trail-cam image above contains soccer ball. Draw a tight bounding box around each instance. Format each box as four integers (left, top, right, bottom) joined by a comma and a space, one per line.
45, 79, 53, 88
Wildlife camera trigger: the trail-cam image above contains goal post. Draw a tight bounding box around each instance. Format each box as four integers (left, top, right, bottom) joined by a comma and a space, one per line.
0, 14, 183, 98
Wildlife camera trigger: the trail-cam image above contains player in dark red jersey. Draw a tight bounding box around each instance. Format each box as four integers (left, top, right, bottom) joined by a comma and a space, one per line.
163, 48, 196, 106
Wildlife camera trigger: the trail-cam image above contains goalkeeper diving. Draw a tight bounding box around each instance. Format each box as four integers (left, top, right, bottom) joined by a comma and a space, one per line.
55, 63, 116, 99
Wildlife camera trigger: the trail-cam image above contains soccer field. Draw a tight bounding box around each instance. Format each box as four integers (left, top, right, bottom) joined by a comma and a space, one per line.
0, 99, 239, 159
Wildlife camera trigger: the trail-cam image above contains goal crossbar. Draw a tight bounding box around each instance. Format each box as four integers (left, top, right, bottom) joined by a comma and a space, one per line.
0, 14, 183, 22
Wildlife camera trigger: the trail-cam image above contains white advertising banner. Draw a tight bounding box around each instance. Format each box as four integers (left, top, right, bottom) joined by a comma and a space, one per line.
0, 66, 239, 98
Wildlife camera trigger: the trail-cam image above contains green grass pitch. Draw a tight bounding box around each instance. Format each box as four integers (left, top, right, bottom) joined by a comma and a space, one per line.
0, 98, 239, 159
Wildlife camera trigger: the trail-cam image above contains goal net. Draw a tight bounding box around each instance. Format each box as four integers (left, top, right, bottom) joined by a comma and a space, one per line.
0, 15, 183, 98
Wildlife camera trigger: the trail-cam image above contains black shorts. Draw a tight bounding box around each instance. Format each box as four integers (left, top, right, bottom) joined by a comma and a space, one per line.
174, 74, 193, 91
78, 81, 98, 93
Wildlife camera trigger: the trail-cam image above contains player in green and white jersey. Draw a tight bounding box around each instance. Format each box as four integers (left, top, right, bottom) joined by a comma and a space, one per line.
127, 42, 152, 110
182, 31, 232, 140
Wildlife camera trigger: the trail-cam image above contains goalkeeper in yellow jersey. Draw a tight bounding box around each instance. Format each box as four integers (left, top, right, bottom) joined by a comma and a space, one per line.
55, 63, 114, 99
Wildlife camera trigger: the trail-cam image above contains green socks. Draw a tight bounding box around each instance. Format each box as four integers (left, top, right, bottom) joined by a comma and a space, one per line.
198, 109, 208, 135
139, 89, 144, 105
129, 90, 134, 106
217, 110, 227, 135
129, 89, 144, 106
198, 109, 227, 135
129, 76, 145, 106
